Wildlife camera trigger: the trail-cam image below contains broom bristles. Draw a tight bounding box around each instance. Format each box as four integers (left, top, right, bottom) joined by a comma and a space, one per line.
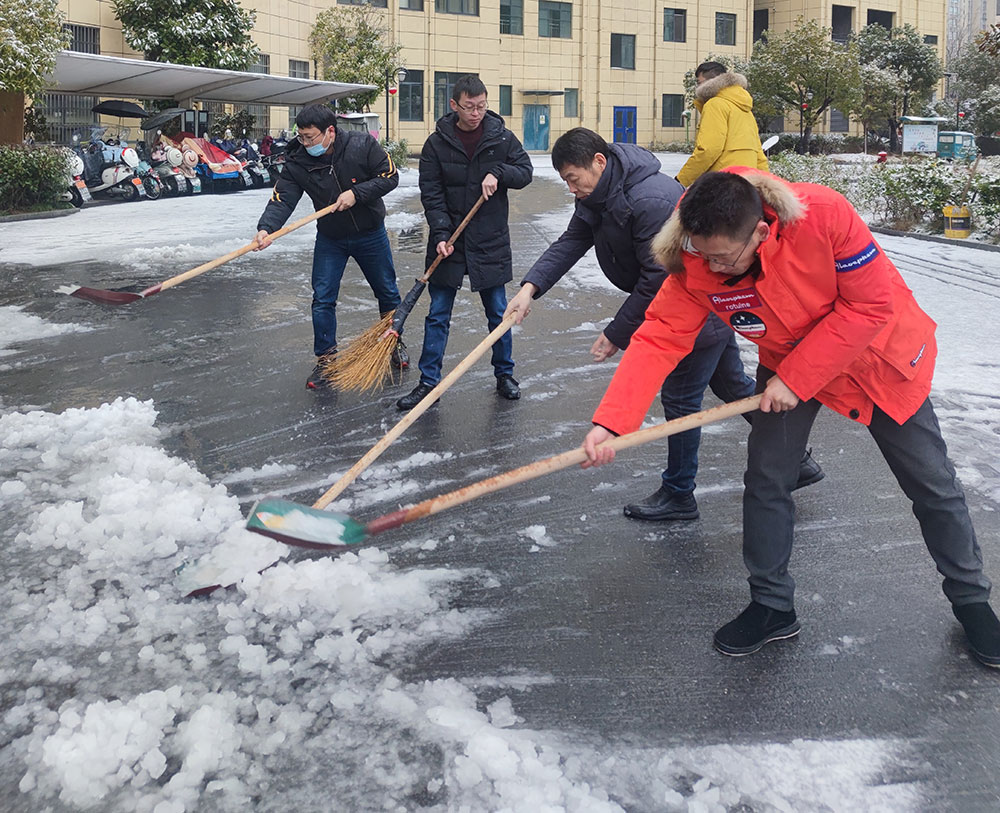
323, 312, 401, 393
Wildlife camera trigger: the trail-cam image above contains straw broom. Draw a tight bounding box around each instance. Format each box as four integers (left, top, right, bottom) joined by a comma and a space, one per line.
324, 194, 487, 393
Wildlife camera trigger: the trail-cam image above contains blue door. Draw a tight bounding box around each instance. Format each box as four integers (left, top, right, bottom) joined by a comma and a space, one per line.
613, 106, 637, 144
523, 104, 550, 151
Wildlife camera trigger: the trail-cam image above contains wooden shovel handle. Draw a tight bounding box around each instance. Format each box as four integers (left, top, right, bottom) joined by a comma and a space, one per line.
365, 394, 763, 535
418, 194, 487, 284
146, 201, 340, 295
314, 312, 519, 509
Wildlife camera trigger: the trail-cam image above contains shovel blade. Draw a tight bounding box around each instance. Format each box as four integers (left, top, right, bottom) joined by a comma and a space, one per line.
64, 285, 144, 305
246, 498, 368, 549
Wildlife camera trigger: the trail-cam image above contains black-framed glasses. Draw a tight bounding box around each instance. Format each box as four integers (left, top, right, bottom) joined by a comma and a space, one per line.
682, 222, 760, 268
456, 101, 489, 113
296, 129, 327, 145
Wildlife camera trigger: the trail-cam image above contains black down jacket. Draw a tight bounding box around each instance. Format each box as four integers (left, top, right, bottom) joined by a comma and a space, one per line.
522, 143, 683, 349
257, 128, 398, 241
419, 110, 533, 290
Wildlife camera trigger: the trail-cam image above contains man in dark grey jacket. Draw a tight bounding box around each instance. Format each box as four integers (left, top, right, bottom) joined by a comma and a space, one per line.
255, 104, 404, 389
505, 128, 822, 520
397, 74, 533, 410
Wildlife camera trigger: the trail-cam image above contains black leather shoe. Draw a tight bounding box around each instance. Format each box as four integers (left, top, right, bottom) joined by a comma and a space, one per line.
496, 374, 520, 400
714, 601, 801, 656
953, 602, 1000, 667
390, 338, 409, 370
623, 487, 699, 521
396, 382, 435, 411
792, 448, 825, 491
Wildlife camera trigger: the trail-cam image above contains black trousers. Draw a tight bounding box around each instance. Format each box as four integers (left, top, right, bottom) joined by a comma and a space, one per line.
743, 365, 991, 611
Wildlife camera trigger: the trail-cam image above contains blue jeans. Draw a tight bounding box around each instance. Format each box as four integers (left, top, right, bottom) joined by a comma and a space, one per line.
659, 314, 755, 495
417, 282, 514, 386
311, 226, 400, 356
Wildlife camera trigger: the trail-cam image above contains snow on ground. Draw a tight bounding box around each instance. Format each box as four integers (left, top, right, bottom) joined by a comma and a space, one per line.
0, 305, 92, 358
0, 397, 922, 811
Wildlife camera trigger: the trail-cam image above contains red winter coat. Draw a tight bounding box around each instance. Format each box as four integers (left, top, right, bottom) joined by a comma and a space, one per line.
592, 168, 937, 435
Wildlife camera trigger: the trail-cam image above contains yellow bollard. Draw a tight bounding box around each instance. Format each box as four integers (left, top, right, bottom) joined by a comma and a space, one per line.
942, 205, 971, 239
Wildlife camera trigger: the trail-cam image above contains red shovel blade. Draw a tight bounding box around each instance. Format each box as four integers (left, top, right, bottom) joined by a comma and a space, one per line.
64, 285, 144, 305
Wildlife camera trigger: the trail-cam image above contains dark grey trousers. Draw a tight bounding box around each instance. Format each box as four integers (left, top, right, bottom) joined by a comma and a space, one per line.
744, 365, 991, 611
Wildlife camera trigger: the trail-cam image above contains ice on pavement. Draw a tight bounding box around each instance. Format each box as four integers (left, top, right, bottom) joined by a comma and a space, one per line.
0, 396, 923, 811
0, 304, 91, 357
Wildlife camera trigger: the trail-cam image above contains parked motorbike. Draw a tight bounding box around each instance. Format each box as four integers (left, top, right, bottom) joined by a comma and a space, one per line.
77, 126, 146, 202
176, 147, 203, 194
240, 140, 271, 188
60, 142, 92, 208
261, 131, 288, 183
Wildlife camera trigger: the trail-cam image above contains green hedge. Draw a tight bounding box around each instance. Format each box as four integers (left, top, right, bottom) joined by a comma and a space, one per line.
0, 145, 68, 213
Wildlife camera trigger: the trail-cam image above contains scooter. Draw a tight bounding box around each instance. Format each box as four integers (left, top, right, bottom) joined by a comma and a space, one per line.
77, 127, 146, 202
240, 140, 270, 188
176, 147, 203, 194
144, 141, 189, 196
60, 142, 92, 208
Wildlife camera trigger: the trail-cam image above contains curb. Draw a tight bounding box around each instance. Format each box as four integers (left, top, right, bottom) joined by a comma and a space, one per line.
0, 207, 80, 224
869, 225, 1000, 254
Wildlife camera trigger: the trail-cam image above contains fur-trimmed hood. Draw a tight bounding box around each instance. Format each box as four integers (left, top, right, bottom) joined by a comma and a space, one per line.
651, 168, 808, 272
694, 72, 751, 109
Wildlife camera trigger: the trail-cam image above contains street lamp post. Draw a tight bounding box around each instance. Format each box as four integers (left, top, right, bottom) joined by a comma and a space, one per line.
384, 66, 408, 142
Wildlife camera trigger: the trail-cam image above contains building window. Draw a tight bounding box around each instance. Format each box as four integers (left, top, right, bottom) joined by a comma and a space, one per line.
866, 9, 893, 28
661, 93, 684, 127
288, 106, 301, 130
715, 13, 736, 46
436, 0, 478, 15
39, 92, 99, 144
831, 5, 852, 43
501, 0, 523, 34
498, 85, 513, 115
339, 0, 388, 5
434, 71, 473, 118
63, 23, 100, 54
923, 35, 938, 45
753, 9, 768, 42
399, 69, 424, 121
564, 88, 579, 117
539, 1, 572, 38
289, 59, 310, 79
663, 9, 686, 42
400, 0, 424, 8
244, 57, 271, 140
611, 33, 635, 69
829, 108, 849, 132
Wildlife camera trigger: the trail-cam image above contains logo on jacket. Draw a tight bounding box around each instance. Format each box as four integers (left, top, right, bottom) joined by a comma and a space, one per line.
709, 288, 762, 313
834, 241, 880, 272
730, 311, 767, 338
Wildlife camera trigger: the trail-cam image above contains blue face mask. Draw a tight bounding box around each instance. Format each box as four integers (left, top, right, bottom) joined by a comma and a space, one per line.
304, 132, 329, 156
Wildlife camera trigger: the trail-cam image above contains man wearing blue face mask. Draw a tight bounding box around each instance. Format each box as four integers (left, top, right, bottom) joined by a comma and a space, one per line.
255, 104, 405, 389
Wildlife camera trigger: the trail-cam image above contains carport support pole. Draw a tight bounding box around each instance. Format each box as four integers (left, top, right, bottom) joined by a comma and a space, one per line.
0, 91, 25, 146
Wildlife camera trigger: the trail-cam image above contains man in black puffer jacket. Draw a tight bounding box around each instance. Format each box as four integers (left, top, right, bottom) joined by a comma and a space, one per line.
255, 104, 404, 389
396, 75, 533, 410
505, 128, 822, 521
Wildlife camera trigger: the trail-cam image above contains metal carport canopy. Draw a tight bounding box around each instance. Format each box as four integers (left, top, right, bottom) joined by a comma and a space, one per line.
45, 50, 374, 107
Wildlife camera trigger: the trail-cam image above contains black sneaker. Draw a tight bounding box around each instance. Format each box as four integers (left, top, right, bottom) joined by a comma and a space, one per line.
396, 382, 435, 411
496, 374, 520, 400
953, 602, 1000, 667
391, 338, 409, 370
793, 448, 825, 491
306, 351, 336, 390
623, 487, 699, 521
714, 601, 801, 656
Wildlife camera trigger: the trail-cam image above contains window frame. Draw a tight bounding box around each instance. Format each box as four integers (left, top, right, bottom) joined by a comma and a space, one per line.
610, 33, 636, 69
715, 12, 737, 46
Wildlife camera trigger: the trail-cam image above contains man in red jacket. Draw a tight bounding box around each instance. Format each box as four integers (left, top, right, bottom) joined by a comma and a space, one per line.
582, 168, 1000, 667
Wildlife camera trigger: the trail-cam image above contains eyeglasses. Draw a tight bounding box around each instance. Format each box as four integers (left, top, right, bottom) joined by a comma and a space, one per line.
296, 129, 327, 145
683, 223, 760, 268
456, 101, 489, 113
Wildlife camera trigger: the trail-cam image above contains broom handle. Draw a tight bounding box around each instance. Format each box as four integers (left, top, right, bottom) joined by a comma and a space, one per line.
418, 194, 487, 284
146, 201, 340, 295
314, 312, 519, 509
365, 394, 763, 535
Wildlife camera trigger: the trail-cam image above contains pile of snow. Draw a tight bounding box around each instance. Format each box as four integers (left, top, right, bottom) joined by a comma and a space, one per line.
0, 305, 91, 357
0, 397, 922, 810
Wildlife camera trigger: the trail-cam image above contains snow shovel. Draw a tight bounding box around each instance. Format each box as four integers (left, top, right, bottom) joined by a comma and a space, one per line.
245, 394, 763, 549
60, 200, 343, 305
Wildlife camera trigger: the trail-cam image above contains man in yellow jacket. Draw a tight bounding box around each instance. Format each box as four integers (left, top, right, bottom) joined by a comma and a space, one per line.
676, 62, 769, 187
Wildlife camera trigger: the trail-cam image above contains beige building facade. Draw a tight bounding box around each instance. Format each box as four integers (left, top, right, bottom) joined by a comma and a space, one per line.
53, 0, 945, 151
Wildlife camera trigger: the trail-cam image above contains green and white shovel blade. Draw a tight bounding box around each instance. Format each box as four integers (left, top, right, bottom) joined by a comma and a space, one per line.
246, 497, 368, 550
